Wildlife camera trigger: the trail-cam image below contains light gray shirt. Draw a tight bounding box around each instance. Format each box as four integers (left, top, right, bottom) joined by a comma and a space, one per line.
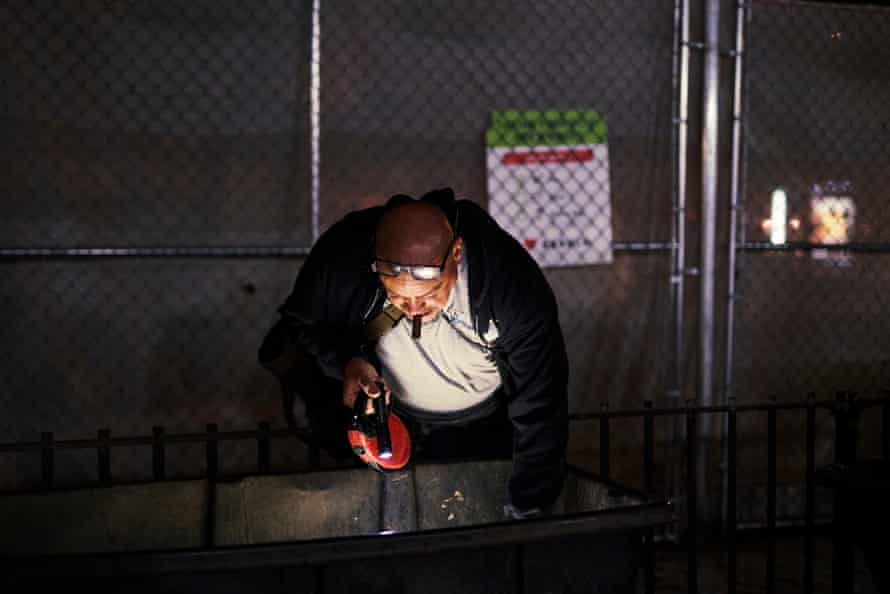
376, 251, 501, 413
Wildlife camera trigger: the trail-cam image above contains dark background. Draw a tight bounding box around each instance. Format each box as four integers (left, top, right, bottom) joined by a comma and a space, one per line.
1, 1, 888, 527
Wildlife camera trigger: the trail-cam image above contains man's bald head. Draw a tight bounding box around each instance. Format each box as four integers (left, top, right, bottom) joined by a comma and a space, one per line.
373, 199, 463, 322
375, 200, 454, 266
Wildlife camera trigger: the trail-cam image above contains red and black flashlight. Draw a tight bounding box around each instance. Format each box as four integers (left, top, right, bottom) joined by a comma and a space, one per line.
347, 389, 411, 472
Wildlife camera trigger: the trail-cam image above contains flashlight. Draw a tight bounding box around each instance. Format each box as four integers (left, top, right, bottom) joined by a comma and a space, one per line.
374, 392, 392, 459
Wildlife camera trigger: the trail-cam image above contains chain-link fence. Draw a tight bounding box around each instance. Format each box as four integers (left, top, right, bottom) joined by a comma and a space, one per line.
3, 1, 314, 247
734, 0, 890, 403
726, 0, 890, 524
1, 0, 678, 491
2, 0, 316, 488
3, 0, 889, 545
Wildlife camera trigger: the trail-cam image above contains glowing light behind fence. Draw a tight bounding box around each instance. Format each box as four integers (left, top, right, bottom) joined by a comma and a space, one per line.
770, 188, 787, 245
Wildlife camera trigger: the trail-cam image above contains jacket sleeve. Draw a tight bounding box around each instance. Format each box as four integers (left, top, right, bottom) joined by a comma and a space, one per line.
493, 252, 570, 511
258, 221, 369, 382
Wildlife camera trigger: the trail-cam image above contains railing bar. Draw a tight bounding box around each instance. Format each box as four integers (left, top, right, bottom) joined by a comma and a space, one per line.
258, 422, 271, 475
643, 526, 655, 594
9, 242, 819, 259
26, 429, 280, 450
882, 398, 889, 461
6, 399, 888, 454
0, 442, 43, 453
739, 240, 890, 253
834, 391, 851, 465
514, 544, 526, 594
643, 401, 655, 594
164, 431, 248, 444
805, 393, 815, 594
766, 401, 777, 594
831, 391, 855, 592
600, 402, 610, 480
568, 398, 870, 420
1, 427, 330, 451
643, 401, 655, 494
0, 246, 312, 258
206, 423, 218, 481
152, 426, 165, 481
97, 429, 111, 486
205, 478, 216, 549
728, 406, 737, 594
205, 423, 218, 549
687, 405, 698, 594
41, 432, 54, 490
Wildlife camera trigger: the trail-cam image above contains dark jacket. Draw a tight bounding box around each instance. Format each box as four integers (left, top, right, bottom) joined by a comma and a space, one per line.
261, 189, 569, 510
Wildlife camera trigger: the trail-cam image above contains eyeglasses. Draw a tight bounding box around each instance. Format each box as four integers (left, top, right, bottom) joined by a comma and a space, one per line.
372, 234, 457, 281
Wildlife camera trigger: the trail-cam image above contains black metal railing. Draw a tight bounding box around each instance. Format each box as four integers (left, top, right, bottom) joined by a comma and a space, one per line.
23, 421, 288, 491
570, 390, 889, 594
2, 391, 888, 593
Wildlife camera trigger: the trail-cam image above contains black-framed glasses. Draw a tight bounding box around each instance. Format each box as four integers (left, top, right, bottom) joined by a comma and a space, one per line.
372, 234, 457, 281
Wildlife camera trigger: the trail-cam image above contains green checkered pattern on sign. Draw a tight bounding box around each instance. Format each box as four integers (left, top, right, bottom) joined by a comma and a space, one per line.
487, 109, 608, 147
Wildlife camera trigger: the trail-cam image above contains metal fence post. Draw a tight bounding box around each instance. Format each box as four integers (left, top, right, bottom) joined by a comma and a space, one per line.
686, 404, 698, 594
258, 421, 271, 475
205, 423, 218, 549
600, 401, 611, 481
833, 391, 857, 465
97, 429, 111, 486
669, 0, 692, 526
697, 0, 722, 533
643, 401, 654, 493
41, 431, 54, 490
723, 0, 747, 544
643, 400, 655, 594
152, 426, 165, 481
831, 392, 854, 593
805, 393, 816, 594
766, 398, 777, 594
727, 405, 737, 594
884, 396, 890, 461
206, 423, 219, 480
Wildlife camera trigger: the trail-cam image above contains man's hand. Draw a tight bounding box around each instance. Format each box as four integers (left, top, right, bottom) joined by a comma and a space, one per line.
342, 357, 391, 415
503, 503, 543, 520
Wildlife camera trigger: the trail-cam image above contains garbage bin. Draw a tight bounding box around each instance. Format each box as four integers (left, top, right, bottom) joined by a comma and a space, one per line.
1, 460, 673, 594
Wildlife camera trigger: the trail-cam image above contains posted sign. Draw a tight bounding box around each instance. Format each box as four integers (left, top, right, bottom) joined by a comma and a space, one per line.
486, 109, 613, 267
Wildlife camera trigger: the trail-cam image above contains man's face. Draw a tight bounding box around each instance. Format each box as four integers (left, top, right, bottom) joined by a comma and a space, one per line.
379, 239, 462, 322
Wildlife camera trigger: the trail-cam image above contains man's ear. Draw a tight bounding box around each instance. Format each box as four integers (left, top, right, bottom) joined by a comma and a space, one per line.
452, 237, 464, 263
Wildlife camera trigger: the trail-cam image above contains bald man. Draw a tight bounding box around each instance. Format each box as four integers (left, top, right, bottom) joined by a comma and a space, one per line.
259, 188, 569, 518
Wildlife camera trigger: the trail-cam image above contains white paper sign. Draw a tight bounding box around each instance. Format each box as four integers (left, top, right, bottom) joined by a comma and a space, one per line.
486, 109, 613, 267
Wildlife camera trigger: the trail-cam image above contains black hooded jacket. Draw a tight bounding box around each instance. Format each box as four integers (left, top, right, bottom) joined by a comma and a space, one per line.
262, 188, 569, 510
